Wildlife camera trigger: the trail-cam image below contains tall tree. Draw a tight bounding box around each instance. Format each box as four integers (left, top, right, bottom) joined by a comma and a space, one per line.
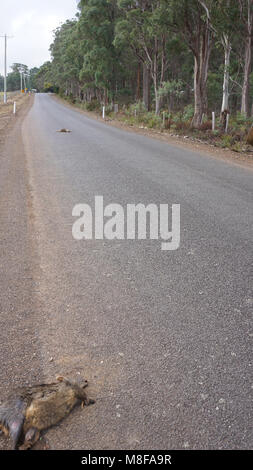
78, 0, 119, 104
34, 62, 53, 92
239, 0, 253, 116
168, 0, 216, 127
116, 1, 169, 114
212, 1, 240, 127
0, 74, 4, 92
50, 20, 82, 97
29, 67, 40, 90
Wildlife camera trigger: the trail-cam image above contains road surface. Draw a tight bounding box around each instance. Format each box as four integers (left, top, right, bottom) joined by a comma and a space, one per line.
0, 94, 252, 449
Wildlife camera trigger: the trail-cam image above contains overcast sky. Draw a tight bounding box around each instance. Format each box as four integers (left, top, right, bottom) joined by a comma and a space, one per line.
0, 0, 78, 74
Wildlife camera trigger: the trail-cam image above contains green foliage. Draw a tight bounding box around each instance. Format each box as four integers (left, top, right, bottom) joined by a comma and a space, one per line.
207, 72, 223, 110
0, 74, 4, 91
77, 0, 120, 99
182, 104, 194, 121
44, 82, 55, 93
142, 112, 163, 129
158, 80, 184, 99
128, 102, 147, 115
34, 62, 53, 92
231, 141, 243, 152
234, 112, 251, 125
83, 99, 101, 111
5, 63, 29, 91
220, 134, 234, 148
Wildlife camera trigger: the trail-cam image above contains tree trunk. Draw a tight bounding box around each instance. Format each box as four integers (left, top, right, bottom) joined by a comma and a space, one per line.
241, 34, 252, 115
104, 87, 108, 105
154, 87, 161, 115
241, 1, 253, 116
192, 52, 210, 128
136, 61, 141, 101
153, 36, 166, 115
192, 59, 204, 128
143, 63, 150, 111
143, 35, 166, 115
153, 37, 160, 115
191, 12, 212, 128
220, 34, 231, 117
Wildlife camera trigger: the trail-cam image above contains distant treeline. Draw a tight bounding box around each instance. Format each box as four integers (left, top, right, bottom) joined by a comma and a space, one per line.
0, 63, 39, 93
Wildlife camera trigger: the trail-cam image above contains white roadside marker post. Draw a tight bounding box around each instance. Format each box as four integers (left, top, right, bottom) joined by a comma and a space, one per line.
102, 106, 105, 119
13, 101, 16, 114
212, 112, 215, 131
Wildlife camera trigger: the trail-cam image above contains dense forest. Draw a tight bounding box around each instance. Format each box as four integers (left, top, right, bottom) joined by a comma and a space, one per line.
2, 1, 253, 135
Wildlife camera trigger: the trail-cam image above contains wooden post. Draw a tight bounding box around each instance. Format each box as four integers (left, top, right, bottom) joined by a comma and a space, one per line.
212, 112, 215, 131
163, 111, 166, 128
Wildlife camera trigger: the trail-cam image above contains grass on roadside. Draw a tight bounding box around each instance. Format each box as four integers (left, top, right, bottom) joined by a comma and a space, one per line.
0, 91, 30, 116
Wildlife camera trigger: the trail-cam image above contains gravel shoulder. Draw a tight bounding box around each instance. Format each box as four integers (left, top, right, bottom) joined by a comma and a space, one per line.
0, 94, 31, 142
0, 94, 46, 450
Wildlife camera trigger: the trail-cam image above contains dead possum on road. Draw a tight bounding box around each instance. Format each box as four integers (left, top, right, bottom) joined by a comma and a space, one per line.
0, 376, 95, 450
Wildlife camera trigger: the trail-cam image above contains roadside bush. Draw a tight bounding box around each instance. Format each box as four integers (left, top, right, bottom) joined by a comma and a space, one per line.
142, 112, 163, 129
219, 134, 234, 148
128, 102, 146, 116
173, 120, 190, 131
235, 112, 251, 125
182, 104, 194, 121
199, 121, 212, 131
84, 99, 100, 111
231, 142, 243, 152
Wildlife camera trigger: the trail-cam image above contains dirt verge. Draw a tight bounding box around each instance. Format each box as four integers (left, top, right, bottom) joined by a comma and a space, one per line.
0, 94, 32, 145
0, 94, 46, 450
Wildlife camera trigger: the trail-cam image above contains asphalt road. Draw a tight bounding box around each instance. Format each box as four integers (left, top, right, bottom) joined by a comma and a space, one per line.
1, 93, 252, 449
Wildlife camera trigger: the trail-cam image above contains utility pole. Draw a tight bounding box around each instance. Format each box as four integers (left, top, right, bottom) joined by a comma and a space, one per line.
0, 34, 13, 103
4, 34, 7, 103
20, 71, 23, 93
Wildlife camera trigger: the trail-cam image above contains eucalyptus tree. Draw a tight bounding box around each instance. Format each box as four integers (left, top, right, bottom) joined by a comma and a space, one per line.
116, 0, 170, 114
50, 20, 82, 97
0, 74, 4, 92
78, 0, 120, 104
7, 63, 29, 91
34, 62, 53, 92
166, 0, 219, 127
29, 67, 40, 90
239, 0, 253, 116
209, 0, 240, 128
